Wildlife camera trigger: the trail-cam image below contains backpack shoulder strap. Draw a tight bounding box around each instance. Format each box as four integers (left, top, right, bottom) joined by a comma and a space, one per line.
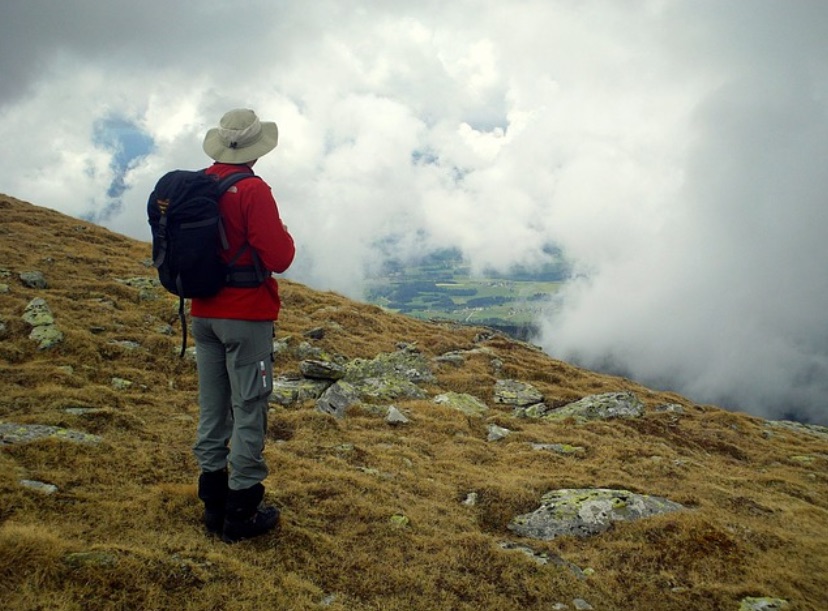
216, 171, 260, 194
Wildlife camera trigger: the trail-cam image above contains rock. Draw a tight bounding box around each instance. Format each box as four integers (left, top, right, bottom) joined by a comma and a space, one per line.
487, 424, 511, 441
543, 392, 645, 422
270, 377, 332, 406
300, 359, 346, 380
572, 599, 594, 610
0, 319, 7, 339
352, 377, 426, 402
303, 326, 326, 339
0, 283, 9, 294
434, 392, 489, 417
389, 514, 410, 528
116, 277, 159, 301
518, 403, 552, 418
739, 597, 789, 611
109, 340, 141, 351
462, 492, 478, 506
433, 352, 466, 366
655, 403, 685, 414
530, 443, 586, 455
29, 324, 64, 350
64, 551, 118, 568
766, 420, 828, 441
386, 406, 410, 425
497, 541, 587, 579
22, 297, 55, 326
316, 381, 360, 418
111, 377, 133, 390
19, 479, 58, 494
19, 271, 47, 289
0, 423, 101, 446
493, 379, 544, 407
508, 488, 685, 541
345, 348, 435, 384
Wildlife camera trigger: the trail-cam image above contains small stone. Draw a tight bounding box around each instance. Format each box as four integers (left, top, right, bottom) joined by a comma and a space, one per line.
487, 424, 511, 442
19, 271, 47, 289
0, 283, 9, 294
572, 599, 593, 610
111, 377, 133, 390
462, 492, 478, 506
738, 597, 789, 611
20, 479, 58, 494
386, 406, 410, 425
389, 514, 410, 528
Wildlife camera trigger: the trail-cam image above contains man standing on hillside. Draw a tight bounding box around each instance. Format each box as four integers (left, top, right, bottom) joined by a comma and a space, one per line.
192, 108, 295, 543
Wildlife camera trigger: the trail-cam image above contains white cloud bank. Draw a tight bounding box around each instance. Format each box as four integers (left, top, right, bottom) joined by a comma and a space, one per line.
0, 1, 826, 423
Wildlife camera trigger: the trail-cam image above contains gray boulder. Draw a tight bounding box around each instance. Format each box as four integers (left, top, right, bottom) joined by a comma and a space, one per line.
508, 488, 685, 540
434, 392, 489, 417
19, 271, 47, 289
300, 359, 346, 380
316, 380, 361, 419
270, 377, 332, 406
493, 379, 544, 407
0, 422, 101, 446
543, 391, 644, 422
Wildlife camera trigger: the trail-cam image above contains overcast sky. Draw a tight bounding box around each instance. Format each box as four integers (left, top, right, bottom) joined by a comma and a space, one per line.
1, 1, 826, 424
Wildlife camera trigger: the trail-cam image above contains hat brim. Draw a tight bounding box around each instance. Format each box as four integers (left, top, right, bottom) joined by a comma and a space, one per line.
202, 121, 279, 164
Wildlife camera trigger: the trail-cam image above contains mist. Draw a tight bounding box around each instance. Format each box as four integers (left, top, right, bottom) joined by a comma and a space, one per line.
1, 1, 826, 423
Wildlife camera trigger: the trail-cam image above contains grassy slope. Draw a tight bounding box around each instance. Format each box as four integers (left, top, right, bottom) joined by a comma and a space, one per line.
0, 195, 826, 610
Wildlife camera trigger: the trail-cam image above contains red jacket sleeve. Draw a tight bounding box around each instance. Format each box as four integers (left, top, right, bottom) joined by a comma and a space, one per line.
242, 179, 295, 274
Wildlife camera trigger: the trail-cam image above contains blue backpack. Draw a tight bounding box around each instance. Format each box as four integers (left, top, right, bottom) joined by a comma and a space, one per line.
147, 169, 266, 355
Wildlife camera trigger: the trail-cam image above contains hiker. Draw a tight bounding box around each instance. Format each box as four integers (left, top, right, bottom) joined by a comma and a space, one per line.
192, 108, 295, 542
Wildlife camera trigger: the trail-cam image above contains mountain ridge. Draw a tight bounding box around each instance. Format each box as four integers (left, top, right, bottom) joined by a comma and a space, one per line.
1, 194, 826, 610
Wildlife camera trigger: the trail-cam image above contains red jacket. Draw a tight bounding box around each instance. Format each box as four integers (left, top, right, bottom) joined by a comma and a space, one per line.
190, 163, 295, 321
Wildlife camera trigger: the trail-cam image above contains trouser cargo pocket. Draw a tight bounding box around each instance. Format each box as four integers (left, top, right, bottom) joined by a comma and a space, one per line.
236, 351, 274, 406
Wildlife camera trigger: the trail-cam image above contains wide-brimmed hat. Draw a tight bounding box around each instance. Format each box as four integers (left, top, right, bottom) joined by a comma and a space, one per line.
202, 108, 278, 164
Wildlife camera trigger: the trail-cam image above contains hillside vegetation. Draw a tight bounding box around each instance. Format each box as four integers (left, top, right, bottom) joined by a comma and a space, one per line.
0, 194, 826, 610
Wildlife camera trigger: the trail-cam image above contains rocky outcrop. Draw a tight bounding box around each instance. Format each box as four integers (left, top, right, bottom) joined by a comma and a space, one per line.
22, 297, 63, 350
542, 391, 645, 422
508, 488, 685, 541
493, 379, 544, 407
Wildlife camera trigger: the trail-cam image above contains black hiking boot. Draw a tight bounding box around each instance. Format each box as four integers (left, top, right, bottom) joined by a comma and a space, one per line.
198, 469, 228, 536
221, 483, 280, 543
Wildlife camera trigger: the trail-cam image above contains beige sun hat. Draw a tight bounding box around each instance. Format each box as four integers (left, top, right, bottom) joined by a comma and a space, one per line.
202, 108, 278, 164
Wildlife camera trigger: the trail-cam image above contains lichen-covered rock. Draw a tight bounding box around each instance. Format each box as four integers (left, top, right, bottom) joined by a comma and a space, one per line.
345, 348, 435, 384
0, 422, 102, 446
22, 297, 55, 326
739, 597, 789, 611
29, 323, 64, 350
316, 380, 361, 418
300, 359, 346, 380
543, 391, 644, 422
434, 392, 489, 417
351, 376, 426, 402
270, 377, 332, 406
508, 488, 685, 540
493, 379, 544, 407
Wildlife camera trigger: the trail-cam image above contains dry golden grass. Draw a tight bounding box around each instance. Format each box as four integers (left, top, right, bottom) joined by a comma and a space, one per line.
1, 194, 826, 610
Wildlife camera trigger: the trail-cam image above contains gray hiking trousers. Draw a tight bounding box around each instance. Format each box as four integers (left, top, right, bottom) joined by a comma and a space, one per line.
191, 317, 274, 491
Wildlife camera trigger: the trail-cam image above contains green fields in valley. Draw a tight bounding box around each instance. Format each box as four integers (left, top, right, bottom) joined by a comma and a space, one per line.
364, 248, 567, 339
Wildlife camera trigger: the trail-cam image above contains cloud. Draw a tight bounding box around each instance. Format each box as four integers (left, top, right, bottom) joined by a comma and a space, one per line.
0, 1, 826, 423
